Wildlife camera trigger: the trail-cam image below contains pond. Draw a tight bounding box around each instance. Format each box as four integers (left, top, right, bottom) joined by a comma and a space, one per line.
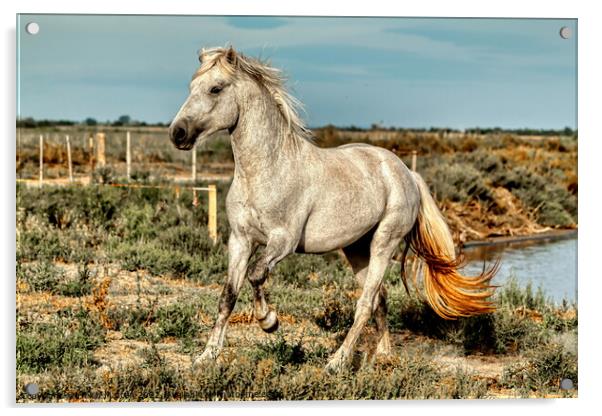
461, 237, 577, 304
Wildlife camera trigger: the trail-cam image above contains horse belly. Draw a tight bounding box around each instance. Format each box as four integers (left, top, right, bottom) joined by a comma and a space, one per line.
298, 200, 382, 253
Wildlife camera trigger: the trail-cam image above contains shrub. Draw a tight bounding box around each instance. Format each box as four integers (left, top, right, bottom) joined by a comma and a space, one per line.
272, 253, 349, 288
492, 166, 576, 227
55, 262, 94, 297
18, 261, 63, 293
501, 342, 578, 394
17, 227, 71, 262
158, 225, 217, 257
314, 284, 355, 332
154, 303, 201, 339
17, 308, 105, 373
497, 279, 547, 312
251, 336, 308, 370
424, 163, 492, 203
111, 240, 227, 283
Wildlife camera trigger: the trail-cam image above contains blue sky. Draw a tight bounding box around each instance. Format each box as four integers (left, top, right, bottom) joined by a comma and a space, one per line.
17, 15, 577, 129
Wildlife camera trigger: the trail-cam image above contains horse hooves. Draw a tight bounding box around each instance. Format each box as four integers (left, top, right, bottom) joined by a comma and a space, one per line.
259, 310, 279, 333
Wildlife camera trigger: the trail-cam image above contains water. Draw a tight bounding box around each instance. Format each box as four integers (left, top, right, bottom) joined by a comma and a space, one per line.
461, 237, 577, 304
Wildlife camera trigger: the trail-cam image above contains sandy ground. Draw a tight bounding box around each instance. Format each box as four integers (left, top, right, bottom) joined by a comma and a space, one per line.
17, 261, 532, 398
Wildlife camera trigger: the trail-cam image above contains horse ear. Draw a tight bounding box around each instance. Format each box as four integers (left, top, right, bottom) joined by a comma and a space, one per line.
225, 46, 237, 66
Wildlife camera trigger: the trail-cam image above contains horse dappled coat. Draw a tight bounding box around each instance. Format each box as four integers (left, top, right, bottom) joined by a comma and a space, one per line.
168, 46, 498, 371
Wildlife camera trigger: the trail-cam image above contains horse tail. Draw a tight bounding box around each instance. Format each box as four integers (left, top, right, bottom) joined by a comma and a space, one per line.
402, 171, 498, 319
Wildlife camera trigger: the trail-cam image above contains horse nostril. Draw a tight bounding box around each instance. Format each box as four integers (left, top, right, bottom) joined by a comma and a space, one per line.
173, 126, 186, 141
170, 120, 188, 143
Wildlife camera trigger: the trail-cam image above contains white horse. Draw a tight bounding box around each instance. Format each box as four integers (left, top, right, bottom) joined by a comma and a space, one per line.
169, 46, 497, 371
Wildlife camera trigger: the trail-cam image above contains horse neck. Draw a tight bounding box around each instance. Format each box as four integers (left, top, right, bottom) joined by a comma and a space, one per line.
230, 93, 308, 180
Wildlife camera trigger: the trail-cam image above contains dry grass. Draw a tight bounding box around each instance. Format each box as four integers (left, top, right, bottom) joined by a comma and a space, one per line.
15, 129, 578, 401
16, 260, 577, 401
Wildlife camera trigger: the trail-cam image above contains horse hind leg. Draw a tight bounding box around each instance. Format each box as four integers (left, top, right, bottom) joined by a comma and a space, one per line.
374, 287, 392, 356
327, 218, 404, 372
342, 241, 392, 358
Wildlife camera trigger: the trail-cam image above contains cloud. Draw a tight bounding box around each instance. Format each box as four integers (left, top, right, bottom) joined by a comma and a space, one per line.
225, 16, 290, 30
17, 15, 576, 128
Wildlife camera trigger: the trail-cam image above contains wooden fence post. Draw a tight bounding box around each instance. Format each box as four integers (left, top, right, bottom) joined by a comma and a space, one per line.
96, 132, 106, 168
88, 135, 95, 171
191, 143, 197, 182
66, 135, 73, 182
411, 150, 417, 172
126, 131, 131, 181
208, 184, 217, 245
39, 134, 44, 187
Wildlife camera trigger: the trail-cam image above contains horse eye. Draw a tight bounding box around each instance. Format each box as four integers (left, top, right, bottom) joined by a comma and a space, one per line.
210, 86, 223, 94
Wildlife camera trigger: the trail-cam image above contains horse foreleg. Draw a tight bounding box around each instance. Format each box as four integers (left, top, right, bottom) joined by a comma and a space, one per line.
248, 230, 297, 333
195, 233, 253, 364
247, 262, 279, 333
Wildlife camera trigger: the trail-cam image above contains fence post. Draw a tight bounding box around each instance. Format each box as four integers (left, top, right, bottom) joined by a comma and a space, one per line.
66, 135, 73, 182
39, 134, 44, 187
411, 150, 417, 172
126, 131, 131, 181
96, 132, 106, 168
88, 135, 95, 171
191, 143, 197, 182
208, 184, 217, 245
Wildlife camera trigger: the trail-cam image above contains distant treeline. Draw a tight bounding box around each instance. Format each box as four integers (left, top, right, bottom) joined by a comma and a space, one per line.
314, 124, 577, 137
16, 117, 576, 136
16, 116, 168, 128
464, 126, 576, 136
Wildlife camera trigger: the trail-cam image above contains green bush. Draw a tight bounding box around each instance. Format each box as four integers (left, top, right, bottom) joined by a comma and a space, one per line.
18, 261, 63, 293
424, 163, 492, 203
158, 225, 218, 257
492, 166, 576, 226
107, 294, 158, 341
17, 227, 71, 262
314, 284, 355, 332
497, 279, 547, 311
56, 262, 94, 297
272, 253, 349, 288
387, 280, 569, 355
154, 303, 201, 339
501, 342, 578, 394
111, 240, 227, 283
251, 336, 308, 370
17, 308, 105, 373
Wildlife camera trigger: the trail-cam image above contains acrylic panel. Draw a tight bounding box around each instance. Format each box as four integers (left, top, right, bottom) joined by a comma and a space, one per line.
16, 14, 578, 402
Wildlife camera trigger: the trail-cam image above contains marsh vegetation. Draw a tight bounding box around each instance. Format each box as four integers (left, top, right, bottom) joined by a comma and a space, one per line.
16, 167, 577, 400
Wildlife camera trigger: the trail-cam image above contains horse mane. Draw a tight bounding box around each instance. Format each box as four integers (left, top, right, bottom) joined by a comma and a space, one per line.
196, 47, 314, 143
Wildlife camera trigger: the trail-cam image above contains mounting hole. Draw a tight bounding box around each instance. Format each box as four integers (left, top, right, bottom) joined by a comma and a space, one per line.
24, 383, 39, 396
559, 26, 571, 40
560, 378, 574, 390
25, 22, 40, 35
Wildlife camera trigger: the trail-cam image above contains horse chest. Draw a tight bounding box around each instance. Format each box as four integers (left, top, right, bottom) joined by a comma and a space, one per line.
227, 192, 296, 244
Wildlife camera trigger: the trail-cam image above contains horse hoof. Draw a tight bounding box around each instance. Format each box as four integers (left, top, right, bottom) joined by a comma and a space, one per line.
324, 358, 344, 374
194, 347, 219, 367
325, 350, 348, 373
258, 310, 279, 333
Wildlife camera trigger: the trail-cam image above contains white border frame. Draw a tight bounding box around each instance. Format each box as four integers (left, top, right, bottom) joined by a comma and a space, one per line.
3, 1, 599, 415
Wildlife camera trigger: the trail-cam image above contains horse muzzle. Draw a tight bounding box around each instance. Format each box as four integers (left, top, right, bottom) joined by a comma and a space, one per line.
169, 118, 205, 150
